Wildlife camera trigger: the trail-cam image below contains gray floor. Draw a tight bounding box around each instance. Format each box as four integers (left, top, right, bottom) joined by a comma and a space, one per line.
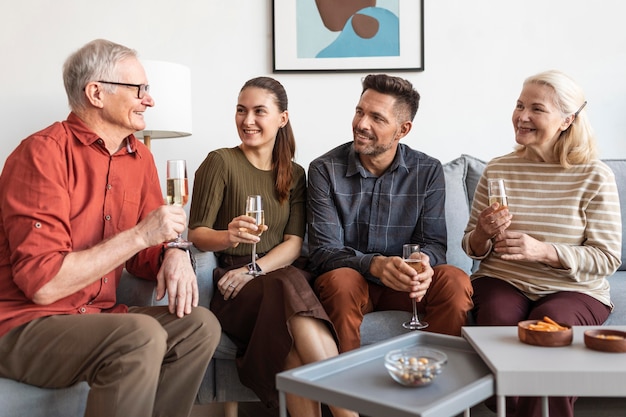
193, 397, 626, 416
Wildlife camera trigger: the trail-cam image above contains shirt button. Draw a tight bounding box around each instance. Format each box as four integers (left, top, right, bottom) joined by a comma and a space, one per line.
103, 277, 108, 283
97, 139, 104, 144
105, 215, 111, 221
106, 184, 112, 190
79, 307, 86, 313
34, 222, 42, 228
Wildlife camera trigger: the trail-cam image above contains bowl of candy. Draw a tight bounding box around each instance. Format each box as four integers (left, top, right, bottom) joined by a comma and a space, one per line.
384, 347, 447, 387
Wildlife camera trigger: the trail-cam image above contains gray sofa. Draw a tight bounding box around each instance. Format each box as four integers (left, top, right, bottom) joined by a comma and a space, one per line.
1, 154, 624, 417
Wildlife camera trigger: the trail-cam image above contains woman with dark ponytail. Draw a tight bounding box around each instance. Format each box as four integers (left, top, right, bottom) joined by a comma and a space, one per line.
188, 77, 356, 417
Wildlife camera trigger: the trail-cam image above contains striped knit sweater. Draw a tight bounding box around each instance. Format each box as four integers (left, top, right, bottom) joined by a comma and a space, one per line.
462, 152, 622, 307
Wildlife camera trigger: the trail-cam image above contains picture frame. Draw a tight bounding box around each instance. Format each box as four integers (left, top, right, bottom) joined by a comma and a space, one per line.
272, 0, 424, 73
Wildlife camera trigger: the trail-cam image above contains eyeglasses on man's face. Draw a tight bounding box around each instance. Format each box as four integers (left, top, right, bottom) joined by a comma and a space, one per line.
97, 81, 150, 99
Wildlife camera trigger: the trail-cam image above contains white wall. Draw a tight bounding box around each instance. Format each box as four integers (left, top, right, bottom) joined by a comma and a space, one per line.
1, 0, 625, 197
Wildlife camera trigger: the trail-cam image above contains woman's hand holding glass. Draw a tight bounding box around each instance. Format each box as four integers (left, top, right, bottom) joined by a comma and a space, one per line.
486, 179, 512, 233
475, 179, 513, 243
220, 197, 268, 299
228, 215, 267, 246
243, 195, 265, 276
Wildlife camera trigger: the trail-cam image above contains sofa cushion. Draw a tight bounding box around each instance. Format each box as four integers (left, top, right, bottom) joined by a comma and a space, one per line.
605, 272, 626, 325
0, 379, 88, 417
359, 310, 411, 346
443, 156, 472, 274
463, 154, 486, 209
601, 159, 626, 271
443, 154, 486, 275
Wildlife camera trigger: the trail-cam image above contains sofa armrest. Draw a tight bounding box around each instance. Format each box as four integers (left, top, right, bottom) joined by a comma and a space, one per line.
117, 270, 167, 307
116, 246, 218, 309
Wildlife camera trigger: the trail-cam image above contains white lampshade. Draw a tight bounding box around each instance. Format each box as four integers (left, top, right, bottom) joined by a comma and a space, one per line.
135, 60, 192, 148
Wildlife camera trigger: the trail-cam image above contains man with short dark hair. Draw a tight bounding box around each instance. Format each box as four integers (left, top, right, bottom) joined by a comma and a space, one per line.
307, 74, 473, 352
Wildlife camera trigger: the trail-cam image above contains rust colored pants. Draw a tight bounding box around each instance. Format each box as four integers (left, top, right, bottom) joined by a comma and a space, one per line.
314, 265, 473, 352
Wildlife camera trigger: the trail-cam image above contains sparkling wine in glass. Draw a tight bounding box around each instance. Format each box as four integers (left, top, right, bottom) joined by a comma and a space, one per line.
245, 195, 265, 276
402, 244, 428, 330
488, 178, 508, 211
166, 159, 190, 248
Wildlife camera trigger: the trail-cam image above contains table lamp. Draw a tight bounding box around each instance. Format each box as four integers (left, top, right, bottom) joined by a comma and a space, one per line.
135, 60, 192, 149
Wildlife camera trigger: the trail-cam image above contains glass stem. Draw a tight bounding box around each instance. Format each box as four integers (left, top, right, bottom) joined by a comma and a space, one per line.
251, 243, 257, 272
411, 299, 419, 323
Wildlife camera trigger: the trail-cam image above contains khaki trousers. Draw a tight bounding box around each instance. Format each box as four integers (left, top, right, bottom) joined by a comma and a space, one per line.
0, 306, 220, 417
314, 264, 473, 352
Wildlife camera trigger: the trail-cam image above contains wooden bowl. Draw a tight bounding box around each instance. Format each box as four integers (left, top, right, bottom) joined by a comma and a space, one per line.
584, 329, 626, 353
518, 320, 573, 347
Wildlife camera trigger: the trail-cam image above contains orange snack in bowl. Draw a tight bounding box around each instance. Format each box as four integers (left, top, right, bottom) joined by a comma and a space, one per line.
527, 316, 568, 332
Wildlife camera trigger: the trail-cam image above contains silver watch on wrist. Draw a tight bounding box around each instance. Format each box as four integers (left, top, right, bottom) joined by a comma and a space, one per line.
246, 262, 262, 274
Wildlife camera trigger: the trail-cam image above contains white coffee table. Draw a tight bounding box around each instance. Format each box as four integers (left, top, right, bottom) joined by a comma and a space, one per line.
276, 331, 494, 417
462, 325, 626, 417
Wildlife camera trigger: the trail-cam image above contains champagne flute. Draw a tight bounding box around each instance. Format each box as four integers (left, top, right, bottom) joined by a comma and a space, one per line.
244, 195, 265, 276
488, 178, 508, 211
402, 244, 428, 330
165, 159, 191, 248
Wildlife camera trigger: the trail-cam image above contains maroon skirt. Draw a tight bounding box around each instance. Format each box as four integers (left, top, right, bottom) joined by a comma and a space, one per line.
209, 255, 336, 408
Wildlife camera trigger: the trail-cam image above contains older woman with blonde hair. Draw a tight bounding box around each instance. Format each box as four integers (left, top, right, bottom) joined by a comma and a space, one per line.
463, 70, 622, 417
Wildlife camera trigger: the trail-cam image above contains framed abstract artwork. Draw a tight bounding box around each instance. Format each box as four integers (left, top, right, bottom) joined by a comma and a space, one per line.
272, 0, 424, 72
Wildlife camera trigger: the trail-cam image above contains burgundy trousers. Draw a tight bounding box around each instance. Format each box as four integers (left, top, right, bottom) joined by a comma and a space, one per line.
473, 277, 611, 417
314, 264, 473, 352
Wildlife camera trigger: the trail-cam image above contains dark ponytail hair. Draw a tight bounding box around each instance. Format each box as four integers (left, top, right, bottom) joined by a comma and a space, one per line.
240, 77, 295, 203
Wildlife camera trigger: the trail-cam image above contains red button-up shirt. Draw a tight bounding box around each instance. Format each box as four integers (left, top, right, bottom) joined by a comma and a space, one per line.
0, 113, 163, 337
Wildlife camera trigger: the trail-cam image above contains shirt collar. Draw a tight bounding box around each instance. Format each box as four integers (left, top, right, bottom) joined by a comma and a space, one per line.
66, 112, 144, 157
346, 142, 409, 178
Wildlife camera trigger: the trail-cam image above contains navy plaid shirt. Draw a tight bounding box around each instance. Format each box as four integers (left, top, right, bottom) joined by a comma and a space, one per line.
307, 142, 447, 284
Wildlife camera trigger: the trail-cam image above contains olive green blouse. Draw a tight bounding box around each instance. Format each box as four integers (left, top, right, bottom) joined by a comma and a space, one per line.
188, 147, 306, 256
